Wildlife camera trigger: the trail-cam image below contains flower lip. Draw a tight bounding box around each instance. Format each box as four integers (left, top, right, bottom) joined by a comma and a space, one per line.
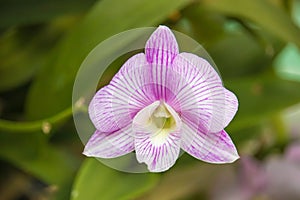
133, 101, 182, 172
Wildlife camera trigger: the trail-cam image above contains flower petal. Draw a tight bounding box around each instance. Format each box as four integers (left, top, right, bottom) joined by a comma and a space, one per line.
223, 89, 239, 128
88, 85, 124, 132
265, 157, 300, 199
285, 142, 300, 164
90, 55, 190, 133
181, 122, 239, 163
132, 101, 182, 172
88, 53, 154, 132
171, 53, 238, 133
83, 124, 134, 158
145, 25, 179, 66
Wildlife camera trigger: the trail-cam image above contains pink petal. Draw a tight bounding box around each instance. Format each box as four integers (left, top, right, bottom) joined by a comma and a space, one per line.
285, 142, 300, 164
239, 157, 267, 192
89, 52, 190, 133
88, 53, 155, 132
265, 157, 300, 199
132, 101, 182, 172
181, 123, 239, 163
88, 85, 125, 132
171, 53, 238, 133
145, 25, 179, 66
83, 124, 134, 158
144, 26, 184, 100
223, 89, 239, 128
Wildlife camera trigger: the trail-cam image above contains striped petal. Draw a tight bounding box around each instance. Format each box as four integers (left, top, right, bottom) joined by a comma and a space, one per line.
83, 124, 134, 158
181, 123, 239, 163
88, 53, 154, 132
145, 25, 179, 66
132, 101, 182, 172
171, 52, 238, 133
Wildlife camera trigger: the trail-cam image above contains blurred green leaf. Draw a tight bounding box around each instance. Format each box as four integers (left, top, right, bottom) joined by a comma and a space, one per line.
179, 5, 226, 43
202, 0, 300, 47
0, 0, 96, 28
139, 162, 232, 200
292, 0, 300, 27
0, 30, 46, 92
209, 30, 273, 78
0, 132, 77, 185
225, 73, 300, 133
274, 43, 300, 82
25, 0, 192, 120
175, 5, 281, 79
0, 20, 73, 92
71, 158, 158, 200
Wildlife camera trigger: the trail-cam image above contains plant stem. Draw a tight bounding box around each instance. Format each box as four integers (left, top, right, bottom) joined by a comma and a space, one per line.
0, 104, 87, 133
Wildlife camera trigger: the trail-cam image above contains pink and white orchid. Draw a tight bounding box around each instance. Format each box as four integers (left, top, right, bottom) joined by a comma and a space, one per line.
83, 25, 239, 172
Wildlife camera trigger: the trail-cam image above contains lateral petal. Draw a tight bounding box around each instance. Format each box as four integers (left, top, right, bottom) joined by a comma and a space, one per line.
171, 53, 238, 133
83, 124, 134, 158
88, 53, 154, 132
181, 123, 239, 163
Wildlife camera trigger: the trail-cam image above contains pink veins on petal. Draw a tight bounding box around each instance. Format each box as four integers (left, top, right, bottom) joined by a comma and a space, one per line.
84, 25, 239, 172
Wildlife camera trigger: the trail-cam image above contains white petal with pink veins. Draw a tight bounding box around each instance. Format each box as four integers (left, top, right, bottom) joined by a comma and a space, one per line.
145, 25, 179, 66
83, 124, 134, 158
181, 122, 239, 163
171, 53, 238, 133
88, 53, 153, 132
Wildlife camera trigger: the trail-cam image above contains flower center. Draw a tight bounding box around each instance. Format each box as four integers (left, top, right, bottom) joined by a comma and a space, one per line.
133, 101, 181, 145
152, 104, 176, 130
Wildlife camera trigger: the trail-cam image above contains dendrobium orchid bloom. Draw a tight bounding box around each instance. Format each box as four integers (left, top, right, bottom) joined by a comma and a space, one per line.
84, 25, 239, 172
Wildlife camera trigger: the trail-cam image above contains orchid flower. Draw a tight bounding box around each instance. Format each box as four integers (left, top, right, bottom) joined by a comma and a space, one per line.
83, 25, 239, 172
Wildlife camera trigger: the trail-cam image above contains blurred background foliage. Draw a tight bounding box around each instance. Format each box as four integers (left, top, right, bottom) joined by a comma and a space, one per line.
1, 0, 300, 199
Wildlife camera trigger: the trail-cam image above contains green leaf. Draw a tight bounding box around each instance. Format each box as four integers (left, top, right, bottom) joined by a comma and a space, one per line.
175, 5, 282, 79
225, 73, 300, 132
0, 131, 80, 200
0, 30, 45, 92
140, 161, 232, 200
292, 0, 300, 27
179, 5, 226, 44
208, 29, 273, 78
25, 0, 192, 120
0, 21, 70, 92
0, 0, 96, 27
202, 0, 300, 47
71, 158, 158, 200
274, 43, 300, 82
0, 132, 77, 185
